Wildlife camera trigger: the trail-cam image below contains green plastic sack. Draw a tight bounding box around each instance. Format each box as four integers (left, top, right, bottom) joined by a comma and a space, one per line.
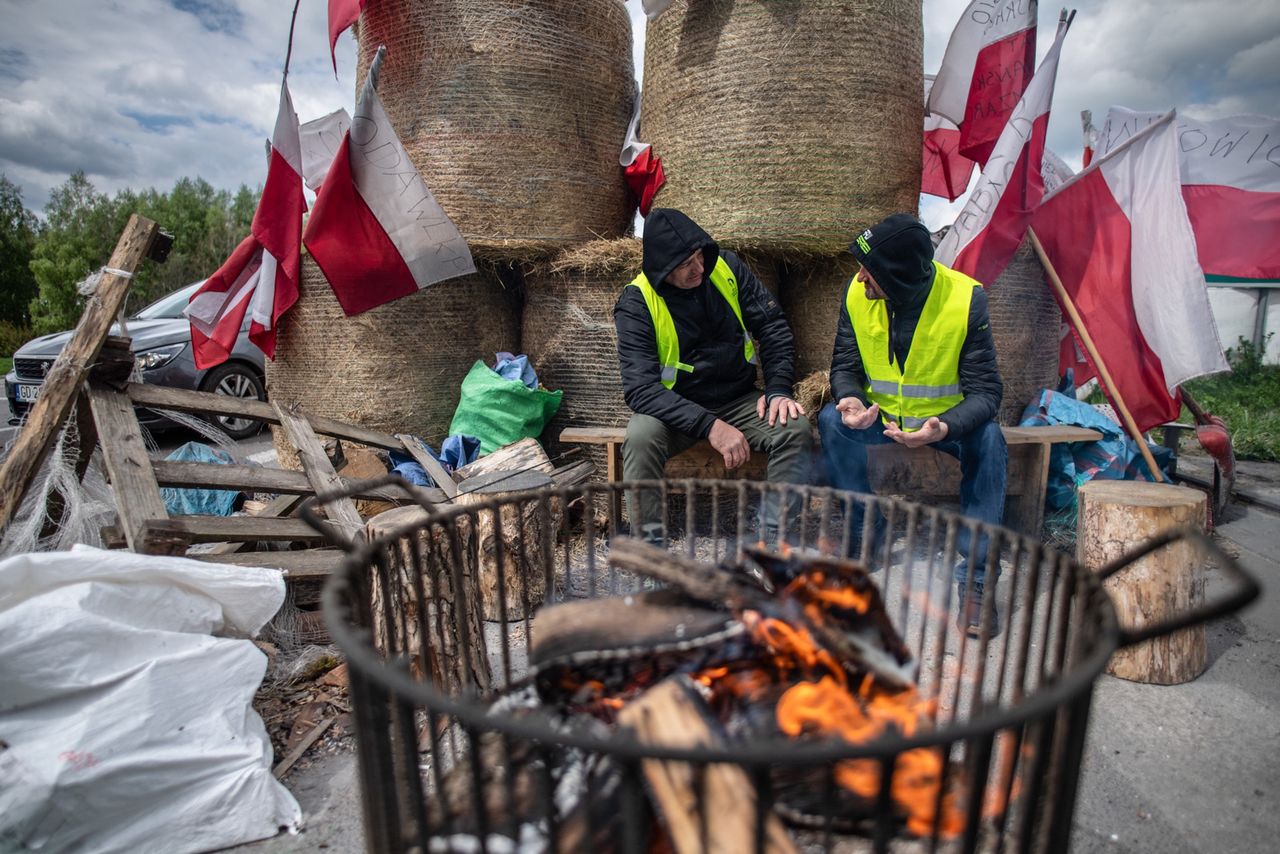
448, 360, 563, 455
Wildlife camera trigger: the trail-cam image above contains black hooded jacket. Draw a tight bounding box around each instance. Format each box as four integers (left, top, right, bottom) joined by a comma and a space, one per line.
614, 209, 798, 438
830, 214, 1002, 437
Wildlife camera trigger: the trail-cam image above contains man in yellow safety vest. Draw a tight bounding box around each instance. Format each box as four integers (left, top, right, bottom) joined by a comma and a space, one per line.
817, 213, 1007, 637
614, 208, 813, 546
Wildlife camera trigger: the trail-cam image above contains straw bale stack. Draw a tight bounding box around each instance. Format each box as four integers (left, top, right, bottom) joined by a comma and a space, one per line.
641, 0, 923, 256
987, 237, 1061, 424
354, 0, 636, 260
779, 256, 859, 378
522, 240, 640, 478
267, 255, 519, 469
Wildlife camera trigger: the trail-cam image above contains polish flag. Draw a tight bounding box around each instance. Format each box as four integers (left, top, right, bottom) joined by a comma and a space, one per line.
935, 15, 1070, 286
299, 108, 351, 192
621, 93, 665, 216
304, 46, 475, 316
927, 0, 1038, 166
327, 0, 367, 72
186, 81, 305, 369
1096, 107, 1280, 279
921, 75, 976, 202
1033, 111, 1229, 432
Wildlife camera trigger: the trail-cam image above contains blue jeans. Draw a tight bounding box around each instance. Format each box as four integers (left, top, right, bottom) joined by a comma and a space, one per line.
816, 403, 1008, 586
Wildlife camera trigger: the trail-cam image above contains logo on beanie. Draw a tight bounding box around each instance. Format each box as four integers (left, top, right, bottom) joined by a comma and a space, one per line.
856, 230, 872, 255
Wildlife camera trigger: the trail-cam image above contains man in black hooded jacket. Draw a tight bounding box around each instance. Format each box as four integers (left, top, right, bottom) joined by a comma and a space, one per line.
614, 208, 812, 544
817, 213, 1007, 637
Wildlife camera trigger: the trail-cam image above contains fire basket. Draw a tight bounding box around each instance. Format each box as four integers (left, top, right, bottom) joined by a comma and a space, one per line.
309, 479, 1257, 854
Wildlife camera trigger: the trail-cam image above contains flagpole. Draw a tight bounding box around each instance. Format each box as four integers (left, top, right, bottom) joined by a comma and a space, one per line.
1027, 227, 1167, 483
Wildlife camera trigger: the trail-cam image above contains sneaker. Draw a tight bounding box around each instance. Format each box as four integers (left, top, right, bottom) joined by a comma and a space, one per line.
957, 582, 1001, 639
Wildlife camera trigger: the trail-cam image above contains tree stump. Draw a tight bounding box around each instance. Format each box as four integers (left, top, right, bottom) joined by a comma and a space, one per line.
456, 470, 554, 622
1077, 481, 1208, 684
365, 505, 491, 694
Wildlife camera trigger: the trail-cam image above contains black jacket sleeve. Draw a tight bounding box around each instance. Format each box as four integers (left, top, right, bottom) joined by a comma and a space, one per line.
937, 288, 1003, 437
829, 292, 870, 406
725, 252, 797, 401
614, 287, 718, 438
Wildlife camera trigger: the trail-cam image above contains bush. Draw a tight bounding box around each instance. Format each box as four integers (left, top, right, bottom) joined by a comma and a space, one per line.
1183, 335, 1280, 462
0, 320, 33, 357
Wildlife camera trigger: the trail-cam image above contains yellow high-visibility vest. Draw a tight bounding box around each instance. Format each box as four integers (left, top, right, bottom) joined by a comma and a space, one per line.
627, 256, 758, 390
845, 261, 979, 431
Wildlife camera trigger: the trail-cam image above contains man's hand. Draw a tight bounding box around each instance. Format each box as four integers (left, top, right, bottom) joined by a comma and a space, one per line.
836, 396, 880, 430
756, 394, 806, 426
708, 418, 751, 469
884, 416, 949, 448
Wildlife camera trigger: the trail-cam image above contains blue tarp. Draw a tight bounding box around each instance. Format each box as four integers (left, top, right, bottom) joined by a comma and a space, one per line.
160, 442, 241, 517
1019, 383, 1173, 512
493, 351, 539, 389
388, 435, 481, 487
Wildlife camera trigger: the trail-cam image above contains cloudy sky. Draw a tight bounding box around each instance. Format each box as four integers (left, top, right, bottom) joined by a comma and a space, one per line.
2, 0, 1277, 231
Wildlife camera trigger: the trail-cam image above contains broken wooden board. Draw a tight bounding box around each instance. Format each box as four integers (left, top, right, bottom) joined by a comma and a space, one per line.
0, 215, 160, 529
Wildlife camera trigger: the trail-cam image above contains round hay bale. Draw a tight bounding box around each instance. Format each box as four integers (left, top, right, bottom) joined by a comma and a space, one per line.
987, 236, 1061, 424
522, 240, 641, 479
779, 256, 858, 377
267, 255, 519, 470
641, 0, 923, 256
354, 0, 636, 260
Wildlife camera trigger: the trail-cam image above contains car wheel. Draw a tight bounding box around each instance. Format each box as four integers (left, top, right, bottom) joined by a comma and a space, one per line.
200, 363, 266, 440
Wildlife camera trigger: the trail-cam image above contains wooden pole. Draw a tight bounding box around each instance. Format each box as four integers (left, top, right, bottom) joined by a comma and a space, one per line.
1027, 227, 1166, 483
0, 215, 160, 530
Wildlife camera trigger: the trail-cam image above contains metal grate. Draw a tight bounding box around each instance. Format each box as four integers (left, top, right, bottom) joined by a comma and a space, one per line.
317, 479, 1255, 854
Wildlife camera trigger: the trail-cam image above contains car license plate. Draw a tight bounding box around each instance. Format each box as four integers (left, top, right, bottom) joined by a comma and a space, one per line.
16, 384, 41, 403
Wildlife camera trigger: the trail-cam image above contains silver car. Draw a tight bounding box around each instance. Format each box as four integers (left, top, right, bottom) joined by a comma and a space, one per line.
5, 282, 267, 439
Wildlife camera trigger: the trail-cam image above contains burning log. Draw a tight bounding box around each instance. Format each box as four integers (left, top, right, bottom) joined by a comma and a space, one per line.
618, 676, 799, 854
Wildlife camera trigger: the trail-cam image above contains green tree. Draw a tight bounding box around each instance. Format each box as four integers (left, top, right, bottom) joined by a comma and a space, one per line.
27, 173, 261, 333
0, 174, 39, 326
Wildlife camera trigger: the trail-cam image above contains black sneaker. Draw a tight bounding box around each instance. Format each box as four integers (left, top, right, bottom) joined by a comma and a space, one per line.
957, 582, 1001, 639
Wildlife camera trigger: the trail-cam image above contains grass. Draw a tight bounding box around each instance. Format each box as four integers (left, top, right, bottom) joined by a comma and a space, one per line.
0, 357, 10, 376
1081, 337, 1280, 462
1182, 339, 1280, 462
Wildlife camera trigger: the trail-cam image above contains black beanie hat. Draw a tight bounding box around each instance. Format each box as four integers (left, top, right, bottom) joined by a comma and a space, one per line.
848, 213, 935, 305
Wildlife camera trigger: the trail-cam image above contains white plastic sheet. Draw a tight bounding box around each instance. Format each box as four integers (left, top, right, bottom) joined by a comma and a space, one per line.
0, 546, 302, 853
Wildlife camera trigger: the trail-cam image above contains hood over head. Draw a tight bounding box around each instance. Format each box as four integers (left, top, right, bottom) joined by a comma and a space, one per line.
641, 208, 719, 288
848, 213, 936, 307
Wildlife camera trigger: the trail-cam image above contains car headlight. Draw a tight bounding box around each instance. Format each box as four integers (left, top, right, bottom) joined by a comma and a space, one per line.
135, 343, 187, 372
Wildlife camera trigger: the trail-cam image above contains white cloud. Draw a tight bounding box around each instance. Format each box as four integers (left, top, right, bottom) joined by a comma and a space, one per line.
1, 0, 1275, 240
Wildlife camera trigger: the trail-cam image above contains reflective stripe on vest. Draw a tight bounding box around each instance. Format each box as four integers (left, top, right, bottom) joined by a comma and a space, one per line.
845, 261, 978, 431
627, 256, 758, 390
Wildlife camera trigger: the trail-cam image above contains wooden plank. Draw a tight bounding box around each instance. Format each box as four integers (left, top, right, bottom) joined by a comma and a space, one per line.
199, 492, 305, 556
144, 515, 328, 543
454, 437, 554, 480
564, 424, 1101, 448
0, 215, 159, 529
150, 459, 444, 504
125, 383, 404, 451
273, 717, 334, 779
395, 434, 459, 499
87, 383, 173, 553
187, 548, 343, 580
560, 426, 626, 446
273, 402, 364, 544
1001, 425, 1101, 444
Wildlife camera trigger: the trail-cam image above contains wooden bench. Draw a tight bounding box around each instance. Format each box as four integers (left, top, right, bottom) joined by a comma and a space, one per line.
559, 424, 1102, 535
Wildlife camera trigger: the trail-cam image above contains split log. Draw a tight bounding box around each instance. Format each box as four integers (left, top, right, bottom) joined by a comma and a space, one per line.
456, 470, 554, 621
1078, 481, 1208, 684
365, 505, 491, 694
455, 437, 554, 481
618, 676, 799, 854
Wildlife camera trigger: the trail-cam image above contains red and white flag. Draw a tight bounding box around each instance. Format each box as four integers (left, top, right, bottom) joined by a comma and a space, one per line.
186, 81, 305, 369
621, 93, 665, 217
935, 15, 1070, 285
1097, 107, 1280, 279
926, 0, 1038, 166
1034, 111, 1229, 432
921, 74, 976, 202
327, 0, 367, 72
304, 46, 475, 316
299, 108, 351, 191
